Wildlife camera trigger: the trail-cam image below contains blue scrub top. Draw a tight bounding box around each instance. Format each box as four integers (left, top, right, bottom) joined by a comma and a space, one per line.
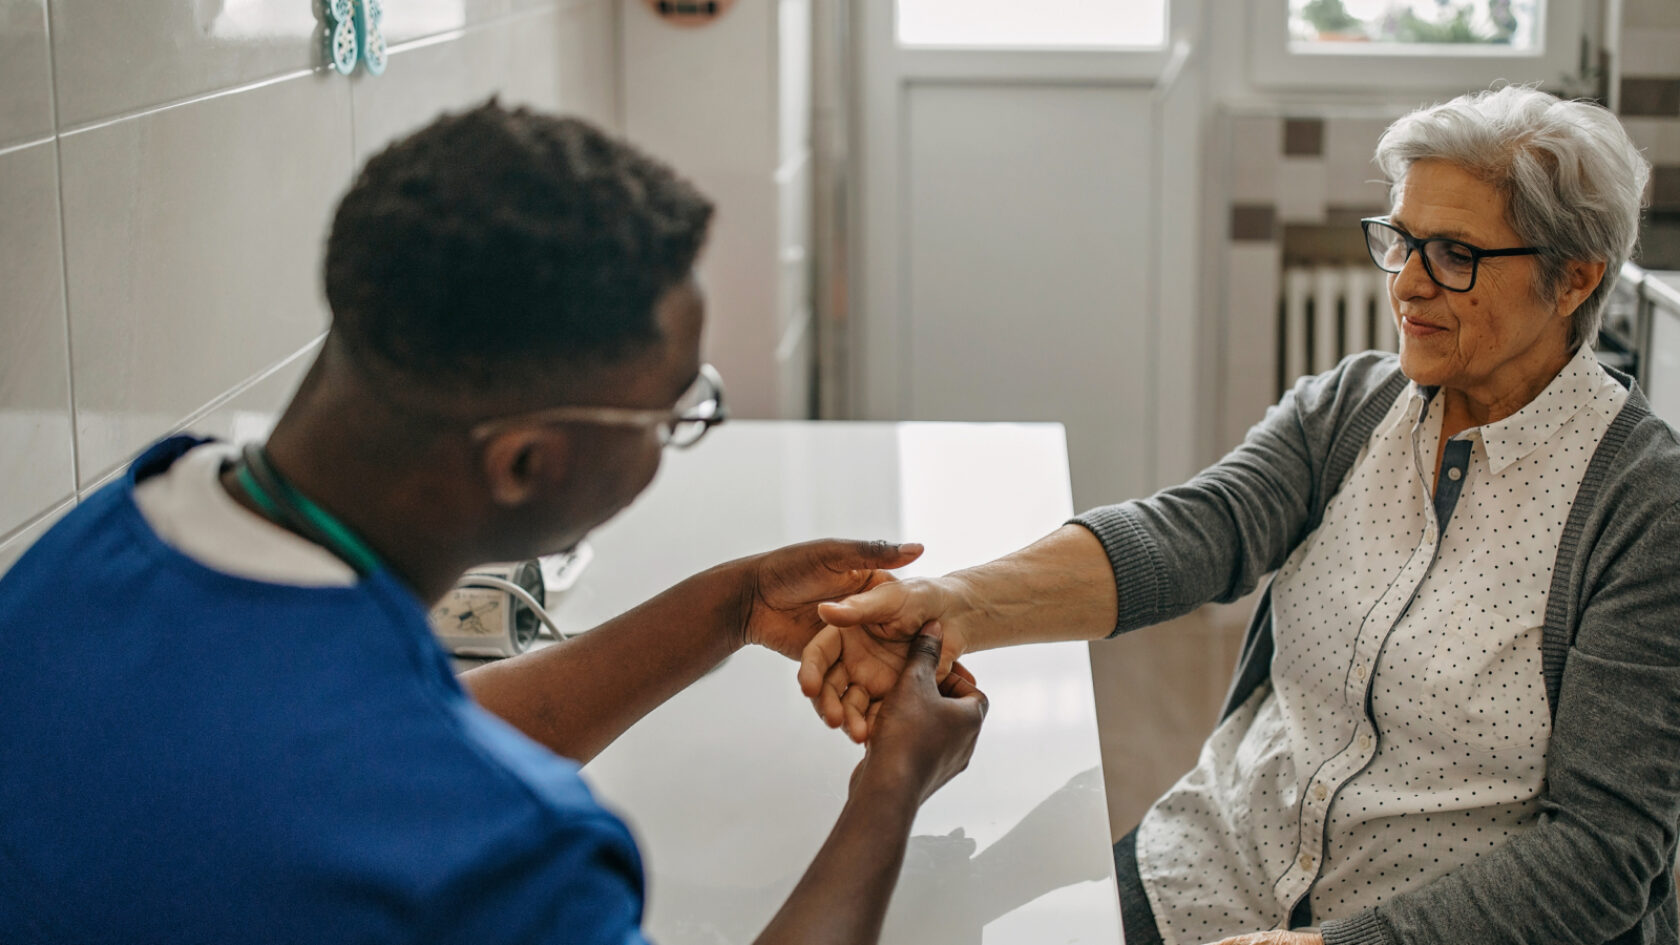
0, 436, 652, 945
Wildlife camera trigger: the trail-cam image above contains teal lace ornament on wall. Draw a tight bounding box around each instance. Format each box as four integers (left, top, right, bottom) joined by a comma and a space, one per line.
357, 0, 387, 76
323, 0, 386, 76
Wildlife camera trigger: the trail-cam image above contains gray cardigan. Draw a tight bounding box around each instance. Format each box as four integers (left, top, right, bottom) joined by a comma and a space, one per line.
1076, 352, 1680, 945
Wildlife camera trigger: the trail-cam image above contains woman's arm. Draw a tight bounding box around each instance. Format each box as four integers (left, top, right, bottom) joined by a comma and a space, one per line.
802, 353, 1407, 738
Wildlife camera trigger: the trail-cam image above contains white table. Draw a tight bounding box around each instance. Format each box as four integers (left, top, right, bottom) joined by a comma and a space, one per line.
548, 420, 1122, 945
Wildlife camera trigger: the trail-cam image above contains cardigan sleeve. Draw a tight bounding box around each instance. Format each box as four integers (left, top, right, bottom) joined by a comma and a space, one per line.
1074, 351, 1404, 637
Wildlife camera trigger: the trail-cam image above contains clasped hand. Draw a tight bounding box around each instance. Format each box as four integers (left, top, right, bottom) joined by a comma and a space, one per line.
733, 538, 986, 797
796, 575, 972, 743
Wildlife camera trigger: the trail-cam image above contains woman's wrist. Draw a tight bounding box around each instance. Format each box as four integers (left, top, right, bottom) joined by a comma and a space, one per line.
939, 570, 990, 651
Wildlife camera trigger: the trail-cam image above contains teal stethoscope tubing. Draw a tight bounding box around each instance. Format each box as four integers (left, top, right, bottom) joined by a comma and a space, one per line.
235, 443, 570, 643
233, 443, 385, 577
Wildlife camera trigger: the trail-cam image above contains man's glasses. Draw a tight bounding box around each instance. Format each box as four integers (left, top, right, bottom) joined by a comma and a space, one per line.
470, 363, 727, 449
1361, 217, 1544, 293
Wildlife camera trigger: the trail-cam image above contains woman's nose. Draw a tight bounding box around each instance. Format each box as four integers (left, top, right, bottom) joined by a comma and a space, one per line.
1392, 246, 1440, 299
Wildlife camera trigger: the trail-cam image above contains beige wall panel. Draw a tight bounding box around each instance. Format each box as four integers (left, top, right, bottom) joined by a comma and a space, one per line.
551, 0, 619, 130
1228, 115, 1282, 205
903, 84, 1155, 510
186, 338, 320, 447
0, 0, 52, 146
1624, 0, 1680, 30
0, 141, 77, 535
1222, 243, 1282, 451
350, 6, 573, 165
1323, 117, 1391, 210
49, 0, 319, 126
59, 73, 351, 486
383, 0, 497, 47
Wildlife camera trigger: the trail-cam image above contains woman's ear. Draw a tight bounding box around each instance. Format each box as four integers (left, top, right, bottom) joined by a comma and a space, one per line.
480, 428, 571, 507
1557, 259, 1607, 319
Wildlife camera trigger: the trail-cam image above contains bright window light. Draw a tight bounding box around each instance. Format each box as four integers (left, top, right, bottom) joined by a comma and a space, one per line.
896, 0, 1168, 49
1288, 0, 1543, 52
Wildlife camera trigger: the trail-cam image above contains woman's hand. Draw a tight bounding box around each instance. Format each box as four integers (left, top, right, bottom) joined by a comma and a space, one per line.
1201, 932, 1324, 945
737, 539, 924, 661
797, 576, 974, 742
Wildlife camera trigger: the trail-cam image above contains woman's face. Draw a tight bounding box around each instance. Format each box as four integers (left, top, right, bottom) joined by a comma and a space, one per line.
1387, 159, 1574, 415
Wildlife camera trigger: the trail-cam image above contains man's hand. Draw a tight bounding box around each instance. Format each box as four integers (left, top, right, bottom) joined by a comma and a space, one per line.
752, 620, 986, 945
850, 622, 988, 805
738, 539, 924, 661
797, 576, 973, 742
1202, 932, 1324, 945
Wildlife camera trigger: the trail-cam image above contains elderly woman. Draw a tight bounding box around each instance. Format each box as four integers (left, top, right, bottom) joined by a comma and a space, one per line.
799, 85, 1677, 945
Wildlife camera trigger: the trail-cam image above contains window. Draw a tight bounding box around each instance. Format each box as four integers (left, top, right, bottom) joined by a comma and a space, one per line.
1290, 0, 1542, 52
895, 0, 1167, 49
1252, 0, 1584, 91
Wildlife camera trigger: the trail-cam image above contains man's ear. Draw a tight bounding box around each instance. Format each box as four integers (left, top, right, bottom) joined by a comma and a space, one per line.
480, 428, 571, 507
1557, 258, 1607, 319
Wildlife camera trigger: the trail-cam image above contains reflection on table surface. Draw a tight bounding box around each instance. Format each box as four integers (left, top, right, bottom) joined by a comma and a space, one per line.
559, 421, 1122, 944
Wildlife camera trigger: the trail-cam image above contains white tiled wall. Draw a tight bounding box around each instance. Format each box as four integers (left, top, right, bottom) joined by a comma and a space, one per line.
0, 0, 621, 572
620, 0, 813, 421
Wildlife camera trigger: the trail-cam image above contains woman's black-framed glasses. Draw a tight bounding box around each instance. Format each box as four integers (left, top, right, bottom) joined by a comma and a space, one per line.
470, 363, 728, 449
1360, 216, 1544, 293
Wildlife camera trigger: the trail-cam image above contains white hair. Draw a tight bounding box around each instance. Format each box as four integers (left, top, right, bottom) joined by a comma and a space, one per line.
1373, 85, 1651, 350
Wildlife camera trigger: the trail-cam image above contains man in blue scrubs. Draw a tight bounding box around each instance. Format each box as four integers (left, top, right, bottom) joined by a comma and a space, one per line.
0, 100, 986, 945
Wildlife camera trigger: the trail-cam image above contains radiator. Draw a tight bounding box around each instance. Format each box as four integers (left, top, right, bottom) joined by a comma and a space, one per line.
1279, 265, 1397, 393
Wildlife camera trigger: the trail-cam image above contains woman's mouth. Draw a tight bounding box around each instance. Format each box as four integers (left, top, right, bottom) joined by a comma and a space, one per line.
1401, 315, 1447, 337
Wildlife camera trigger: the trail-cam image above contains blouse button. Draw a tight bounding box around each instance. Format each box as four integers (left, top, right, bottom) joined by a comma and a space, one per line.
1448, 466, 1463, 481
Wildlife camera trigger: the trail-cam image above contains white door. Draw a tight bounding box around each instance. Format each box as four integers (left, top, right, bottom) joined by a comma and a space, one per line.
853, 0, 1204, 510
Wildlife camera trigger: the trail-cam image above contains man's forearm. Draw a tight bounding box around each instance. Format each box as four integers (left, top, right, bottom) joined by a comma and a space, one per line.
460, 560, 747, 763
754, 768, 921, 945
948, 524, 1119, 652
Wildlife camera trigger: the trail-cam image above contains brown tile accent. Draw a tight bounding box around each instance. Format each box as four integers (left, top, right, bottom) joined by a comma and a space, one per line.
1654, 165, 1680, 211
1231, 203, 1277, 242
1621, 78, 1680, 117
1284, 118, 1325, 157
1282, 222, 1376, 267
1324, 204, 1389, 229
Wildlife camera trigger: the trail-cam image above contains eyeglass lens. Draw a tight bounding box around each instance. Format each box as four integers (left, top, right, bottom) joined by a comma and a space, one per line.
663, 368, 724, 447
1364, 221, 1477, 291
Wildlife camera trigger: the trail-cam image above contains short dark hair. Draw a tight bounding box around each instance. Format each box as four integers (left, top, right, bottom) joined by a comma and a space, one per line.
323, 100, 714, 396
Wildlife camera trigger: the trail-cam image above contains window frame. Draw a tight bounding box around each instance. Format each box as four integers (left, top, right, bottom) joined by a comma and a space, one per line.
887, 0, 1178, 85
893, 0, 1169, 52
1248, 0, 1587, 92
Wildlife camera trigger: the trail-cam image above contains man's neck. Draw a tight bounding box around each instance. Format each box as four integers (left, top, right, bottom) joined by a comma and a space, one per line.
221, 418, 475, 605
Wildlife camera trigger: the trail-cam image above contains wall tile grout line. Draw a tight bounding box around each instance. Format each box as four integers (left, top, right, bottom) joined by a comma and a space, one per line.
384, 0, 581, 59
0, 498, 77, 552
610, 0, 626, 131
346, 53, 361, 176
51, 0, 586, 145
72, 334, 330, 497
56, 66, 325, 141
43, 0, 82, 502
0, 134, 57, 159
